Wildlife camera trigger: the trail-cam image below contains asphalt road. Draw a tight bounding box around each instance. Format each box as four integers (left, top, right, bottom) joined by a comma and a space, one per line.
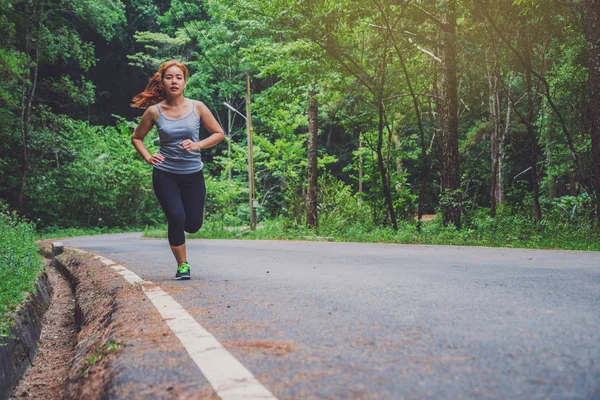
62, 233, 600, 399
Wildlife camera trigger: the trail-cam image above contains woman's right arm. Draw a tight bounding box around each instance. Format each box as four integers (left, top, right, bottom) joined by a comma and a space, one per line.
131, 107, 165, 166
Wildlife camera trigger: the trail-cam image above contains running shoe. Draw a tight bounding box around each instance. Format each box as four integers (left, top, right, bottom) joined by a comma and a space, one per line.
176, 262, 191, 280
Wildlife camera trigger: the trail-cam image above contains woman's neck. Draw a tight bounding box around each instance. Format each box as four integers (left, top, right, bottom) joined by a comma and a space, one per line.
163, 95, 186, 107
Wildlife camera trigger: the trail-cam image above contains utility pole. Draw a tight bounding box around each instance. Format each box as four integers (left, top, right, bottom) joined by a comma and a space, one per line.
358, 134, 363, 206
227, 102, 232, 181
306, 90, 318, 231
245, 72, 257, 230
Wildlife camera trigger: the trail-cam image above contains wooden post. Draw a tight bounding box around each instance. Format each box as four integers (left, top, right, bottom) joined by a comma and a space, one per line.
246, 72, 256, 230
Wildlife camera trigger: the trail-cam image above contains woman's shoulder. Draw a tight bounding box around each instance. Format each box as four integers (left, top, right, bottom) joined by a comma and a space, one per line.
190, 99, 207, 116
189, 99, 206, 107
143, 103, 161, 121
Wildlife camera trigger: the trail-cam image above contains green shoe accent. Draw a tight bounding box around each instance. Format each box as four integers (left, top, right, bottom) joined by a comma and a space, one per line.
176, 262, 191, 280
178, 262, 190, 273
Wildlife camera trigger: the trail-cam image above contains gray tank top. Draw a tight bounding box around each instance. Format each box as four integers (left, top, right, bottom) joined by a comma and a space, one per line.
154, 101, 203, 174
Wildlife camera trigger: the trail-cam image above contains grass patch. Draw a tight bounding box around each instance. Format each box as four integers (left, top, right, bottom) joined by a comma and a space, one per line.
0, 209, 44, 340
143, 212, 600, 252
38, 225, 143, 240
142, 219, 319, 241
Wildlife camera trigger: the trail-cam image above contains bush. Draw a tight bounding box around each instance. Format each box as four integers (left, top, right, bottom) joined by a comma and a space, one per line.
24, 115, 164, 229
317, 173, 372, 234
0, 208, 43, 338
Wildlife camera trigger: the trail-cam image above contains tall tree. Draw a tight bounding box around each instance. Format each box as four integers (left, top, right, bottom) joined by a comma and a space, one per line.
17, 0, 43, 209
437, 0, 461, 227
520, 17, 543, 222
306, 90, 318, 231
583, 0, 600, 224
375, 47, 399, 230
369, 0, 432, 229
404, 0, 462, 227
486, 32, 509, 217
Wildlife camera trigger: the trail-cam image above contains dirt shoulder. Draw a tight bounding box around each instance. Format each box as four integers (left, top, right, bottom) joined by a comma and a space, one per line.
48, 249, 218, 399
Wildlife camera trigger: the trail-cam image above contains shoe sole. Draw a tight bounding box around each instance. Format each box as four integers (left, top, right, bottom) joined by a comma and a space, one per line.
176, 275, 191, 280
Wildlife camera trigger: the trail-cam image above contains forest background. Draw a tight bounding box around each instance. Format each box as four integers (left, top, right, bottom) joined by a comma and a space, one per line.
2, 0, 600, 251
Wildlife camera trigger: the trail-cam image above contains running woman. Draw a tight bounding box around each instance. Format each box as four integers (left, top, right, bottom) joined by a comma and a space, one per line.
131, 60, 224, 279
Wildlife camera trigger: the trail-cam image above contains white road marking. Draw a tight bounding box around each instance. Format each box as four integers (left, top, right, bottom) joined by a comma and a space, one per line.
95, 255, 115, 266
76, 251, 277, 400
144, 286, 276, 399
111, 265, 148, 284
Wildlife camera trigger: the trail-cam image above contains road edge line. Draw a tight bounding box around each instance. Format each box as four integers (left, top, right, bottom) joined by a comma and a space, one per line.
95, 253, 278, 400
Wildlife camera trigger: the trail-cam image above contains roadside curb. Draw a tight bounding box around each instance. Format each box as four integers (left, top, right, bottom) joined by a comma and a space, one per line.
48, 245, 220, 399
0, 260, 52, 400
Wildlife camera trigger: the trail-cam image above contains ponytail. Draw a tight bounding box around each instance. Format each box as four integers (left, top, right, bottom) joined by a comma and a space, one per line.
131, 60, 189, 109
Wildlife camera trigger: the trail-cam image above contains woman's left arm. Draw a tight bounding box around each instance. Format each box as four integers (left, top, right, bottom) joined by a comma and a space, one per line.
180, 101, 225, 152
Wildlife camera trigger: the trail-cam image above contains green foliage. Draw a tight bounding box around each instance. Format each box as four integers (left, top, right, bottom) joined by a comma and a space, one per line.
204, 174, 248, 228
0, 208, 43, 340
1, 0, 598, 248
127, 30, 191, 70
317, 173, 372, 233
0, 48, 27, 108
44, 75, 96, 106
20, 112, 163, 228
67, 0, 126, 41
0, 1, 26, 108
38, 25, 97, 71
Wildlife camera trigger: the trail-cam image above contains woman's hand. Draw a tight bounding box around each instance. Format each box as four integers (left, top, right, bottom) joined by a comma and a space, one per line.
180, 139, 201, 152
145, 153, 165, 166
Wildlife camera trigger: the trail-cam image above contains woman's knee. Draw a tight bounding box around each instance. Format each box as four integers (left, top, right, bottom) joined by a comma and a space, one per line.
168, 230, 186, 247
185, 216, 203, 234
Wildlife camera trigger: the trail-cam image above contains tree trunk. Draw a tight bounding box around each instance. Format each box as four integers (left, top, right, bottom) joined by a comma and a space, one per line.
527, 70, 542, 223
489, 36, 508, 217
499, 72, 513, 206
386, 117, 393, 194
584, 0, 600, 226
521, 19, 542, 223
19, 80, 31, 210
487, 40, 501, 217
438, 1, 461, 228
377, 99, 397, 230
396, 47, 429, 231
371, 147, 378, 224
306, 90, 318, 231
375, 50, 398, 230
18, 0, 42, 210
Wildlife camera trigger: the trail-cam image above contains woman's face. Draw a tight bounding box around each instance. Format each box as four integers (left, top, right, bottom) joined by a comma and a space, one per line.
162, 65, 187, 97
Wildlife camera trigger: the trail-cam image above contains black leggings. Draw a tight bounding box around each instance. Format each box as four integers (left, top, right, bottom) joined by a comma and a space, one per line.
152, 168, 206, 246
